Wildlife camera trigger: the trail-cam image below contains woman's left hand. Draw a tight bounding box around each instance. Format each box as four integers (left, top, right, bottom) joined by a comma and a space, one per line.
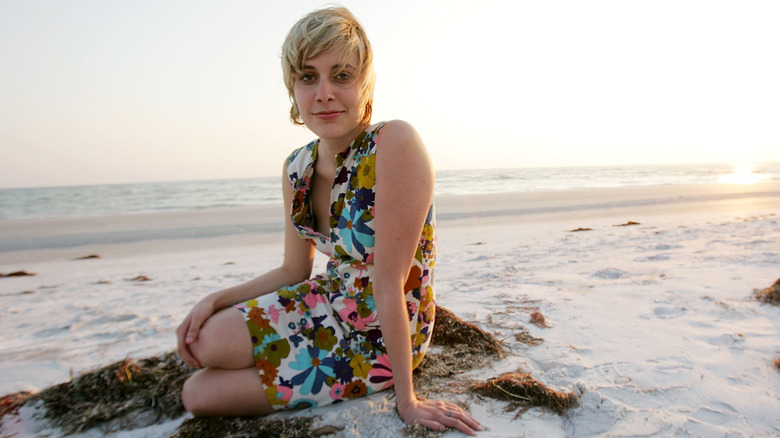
398, 398, 482, 436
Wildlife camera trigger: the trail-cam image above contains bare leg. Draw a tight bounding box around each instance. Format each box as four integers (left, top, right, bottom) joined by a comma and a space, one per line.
188, 307, 255, 369
182, 307, 272, 416
182, 367, 273, 416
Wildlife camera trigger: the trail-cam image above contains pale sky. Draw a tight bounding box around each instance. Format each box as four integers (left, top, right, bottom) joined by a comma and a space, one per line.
1, 0, 778, 188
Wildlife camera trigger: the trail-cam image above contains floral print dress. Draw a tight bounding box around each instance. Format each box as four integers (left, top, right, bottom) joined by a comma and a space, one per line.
236, 122, 437, 410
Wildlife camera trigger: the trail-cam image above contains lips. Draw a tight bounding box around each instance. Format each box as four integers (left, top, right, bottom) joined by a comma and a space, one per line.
313, 110, 343, 120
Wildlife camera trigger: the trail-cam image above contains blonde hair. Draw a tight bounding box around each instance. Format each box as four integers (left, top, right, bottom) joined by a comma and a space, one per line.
281, 7, 375, 125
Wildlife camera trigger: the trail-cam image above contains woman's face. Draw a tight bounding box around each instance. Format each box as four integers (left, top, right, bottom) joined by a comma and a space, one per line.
293, 49, 365, 149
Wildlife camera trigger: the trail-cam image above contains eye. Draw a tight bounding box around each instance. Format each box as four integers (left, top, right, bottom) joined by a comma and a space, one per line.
334, 71, 352, 82
299, 73, 316, 83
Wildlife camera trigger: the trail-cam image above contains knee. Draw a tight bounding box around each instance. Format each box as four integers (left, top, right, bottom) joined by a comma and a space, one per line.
181, 374, 208, 416
188, 309, 254, 370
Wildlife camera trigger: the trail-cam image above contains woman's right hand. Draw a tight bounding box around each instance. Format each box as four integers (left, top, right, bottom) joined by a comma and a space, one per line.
398, 398, 482, 436
176, 295, 218, 369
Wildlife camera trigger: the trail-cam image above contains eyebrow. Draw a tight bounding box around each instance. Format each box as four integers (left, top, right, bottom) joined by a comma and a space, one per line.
301, 63, 355, 71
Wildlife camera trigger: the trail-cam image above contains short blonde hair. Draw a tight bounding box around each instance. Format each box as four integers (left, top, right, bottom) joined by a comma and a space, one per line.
281, 7, 375, 125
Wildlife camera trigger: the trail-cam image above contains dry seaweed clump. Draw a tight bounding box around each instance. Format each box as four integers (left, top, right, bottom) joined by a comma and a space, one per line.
514, 328, 544, 346
32, 352, 194, 433
402, 422, 445, 438
755, 278, 780, 305
173, 415, 319, 438
430, 306, 503, 356
471, 371, 579, 417
414, 306, 505, 393
0, 391, 32, 422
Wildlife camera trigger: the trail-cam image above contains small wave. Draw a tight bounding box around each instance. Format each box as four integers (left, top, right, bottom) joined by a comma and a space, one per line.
3, 163, 779, 221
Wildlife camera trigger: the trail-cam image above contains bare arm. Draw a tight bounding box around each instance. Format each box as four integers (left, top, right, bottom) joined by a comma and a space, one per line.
373, 121, 481, 435
177, 160, 315, 367
203, 164, 316, 310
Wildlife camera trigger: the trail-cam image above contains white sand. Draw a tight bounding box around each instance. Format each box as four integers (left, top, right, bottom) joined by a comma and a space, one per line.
1, 182, 779, 437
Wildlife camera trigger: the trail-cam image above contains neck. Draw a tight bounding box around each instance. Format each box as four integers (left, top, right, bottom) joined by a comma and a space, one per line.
318, 123, 369, 158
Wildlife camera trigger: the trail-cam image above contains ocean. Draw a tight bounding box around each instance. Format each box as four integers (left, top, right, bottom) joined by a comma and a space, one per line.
1, 163, 778, 222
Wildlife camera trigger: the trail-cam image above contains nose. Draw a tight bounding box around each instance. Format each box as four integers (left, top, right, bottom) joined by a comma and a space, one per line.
316, 78, 334, 102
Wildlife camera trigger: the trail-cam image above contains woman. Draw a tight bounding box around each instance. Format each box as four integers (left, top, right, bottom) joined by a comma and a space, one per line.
176, 7, 482, 436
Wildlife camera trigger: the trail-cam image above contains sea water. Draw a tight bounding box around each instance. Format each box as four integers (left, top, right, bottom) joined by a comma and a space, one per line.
1, 163, 778, 221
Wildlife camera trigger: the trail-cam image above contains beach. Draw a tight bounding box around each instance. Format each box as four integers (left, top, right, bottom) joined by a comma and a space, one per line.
1, 181, 779, 437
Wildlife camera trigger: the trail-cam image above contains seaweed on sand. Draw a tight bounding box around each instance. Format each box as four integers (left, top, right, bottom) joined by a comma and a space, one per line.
5, 305, 568, 435
755, 278, 780, 305
402, 422, 448, 438
31, 352, 194, 433
515, 328, 544, 346
172, 415, 320, 438
429, 306, 503, 356
0, 391, 32, 422
471, 371, 579, 416
416, 307, 578, 423
414, 306, 504, 393
0, 270, 35, 278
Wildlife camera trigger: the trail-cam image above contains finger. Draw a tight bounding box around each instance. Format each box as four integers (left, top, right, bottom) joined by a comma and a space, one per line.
177, 345, 195, 368
414, 418, 447, 434
176, 317, 202, 368
176, 331, 200, 368
440, 407, 482, 436
461, 415, 483, 432
185, 314, 203, 344
440, 417, 478, 437
448, 409, 482, 431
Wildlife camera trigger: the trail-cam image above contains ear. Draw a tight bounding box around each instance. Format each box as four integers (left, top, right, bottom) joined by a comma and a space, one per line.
362, 101, 372, 124
290, 100, 303, 125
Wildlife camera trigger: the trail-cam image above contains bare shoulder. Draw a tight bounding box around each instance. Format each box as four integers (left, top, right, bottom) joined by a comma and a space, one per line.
375, 120, 433, 193
377, 120, 423, 149
376, 120, 430, 167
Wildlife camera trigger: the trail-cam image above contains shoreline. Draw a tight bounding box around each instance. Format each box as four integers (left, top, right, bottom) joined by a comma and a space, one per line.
1, 181, 778, 265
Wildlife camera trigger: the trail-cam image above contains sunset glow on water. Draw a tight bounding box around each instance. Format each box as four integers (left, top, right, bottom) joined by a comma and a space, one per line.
718, 164, 772, 185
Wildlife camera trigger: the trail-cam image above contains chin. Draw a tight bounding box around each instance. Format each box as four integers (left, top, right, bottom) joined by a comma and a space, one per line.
307, 119, 361, 141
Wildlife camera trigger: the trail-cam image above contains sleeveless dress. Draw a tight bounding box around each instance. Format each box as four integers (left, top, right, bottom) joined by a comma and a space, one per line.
236, 122, 437, 410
